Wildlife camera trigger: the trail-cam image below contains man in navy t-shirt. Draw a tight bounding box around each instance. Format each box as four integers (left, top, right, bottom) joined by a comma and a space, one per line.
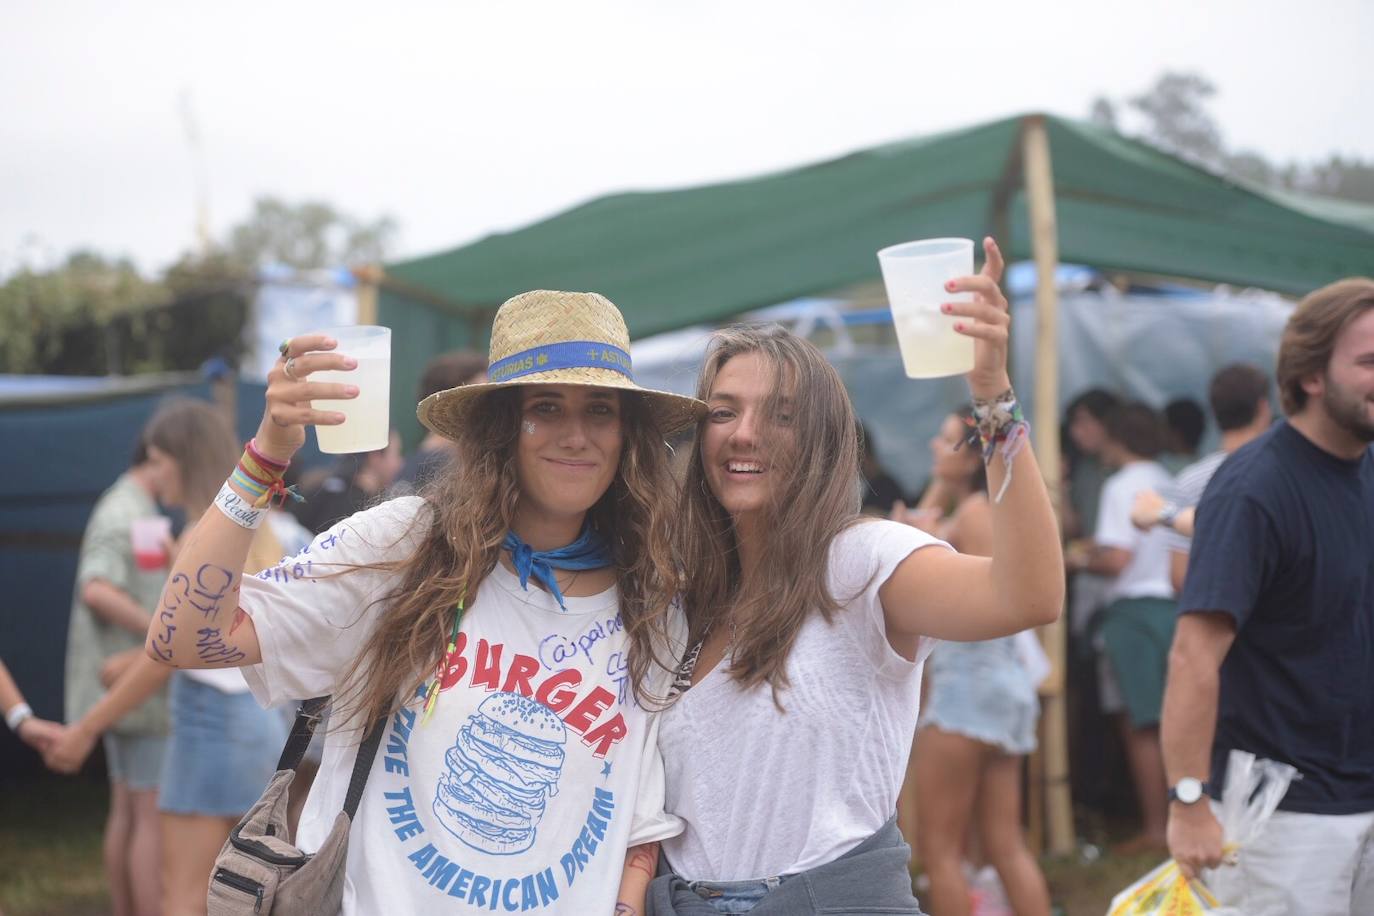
1162, 277, 1374, 915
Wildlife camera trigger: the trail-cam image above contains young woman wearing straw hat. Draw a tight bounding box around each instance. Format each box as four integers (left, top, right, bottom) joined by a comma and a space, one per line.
649, 239, 1064, 914
145, 290, 704, 915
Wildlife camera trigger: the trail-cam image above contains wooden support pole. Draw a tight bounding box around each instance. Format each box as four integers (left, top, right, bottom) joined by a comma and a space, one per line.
1022, 115, 1075, 857
355, 265, 380, 326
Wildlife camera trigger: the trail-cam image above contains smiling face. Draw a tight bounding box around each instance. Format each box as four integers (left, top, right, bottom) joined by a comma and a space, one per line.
514, 385, 623, 522
700, 351, 796, 521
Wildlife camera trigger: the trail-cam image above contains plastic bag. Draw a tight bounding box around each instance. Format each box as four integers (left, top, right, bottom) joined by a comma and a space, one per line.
1106, 859, 1222, 915
1107, 750, 1299, 915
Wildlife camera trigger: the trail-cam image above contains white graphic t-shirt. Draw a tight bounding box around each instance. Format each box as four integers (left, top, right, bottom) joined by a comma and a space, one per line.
240, 496, 683, 915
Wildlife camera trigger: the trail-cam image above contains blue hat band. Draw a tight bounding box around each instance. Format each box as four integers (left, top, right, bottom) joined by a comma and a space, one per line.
487, 340, 634, 384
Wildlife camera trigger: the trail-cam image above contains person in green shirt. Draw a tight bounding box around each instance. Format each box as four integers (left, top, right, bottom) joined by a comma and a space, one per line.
64, 439, 171, 916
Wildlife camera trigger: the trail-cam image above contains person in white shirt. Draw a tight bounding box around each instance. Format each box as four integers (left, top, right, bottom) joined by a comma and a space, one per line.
142, 290, 706, 916
654, 238, 1064, 914
1066, 401, 1175, 855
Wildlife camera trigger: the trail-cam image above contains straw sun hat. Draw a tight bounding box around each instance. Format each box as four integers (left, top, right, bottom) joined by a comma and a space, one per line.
418, 290, 706, 440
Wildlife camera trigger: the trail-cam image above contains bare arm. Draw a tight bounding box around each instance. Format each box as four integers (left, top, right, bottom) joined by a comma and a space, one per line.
1169, 549, 1189, 594
614, 842, 659, 915
881, 238, 1064, 643
145, 332, 354, 671
1173, 507, 1196, 538
0, 660, 65, 753
44, 654, 172, 774
1162, 611, 1237, 879
1075, 544, 1131, 578
83, 578, 153, 636
0, 659, 25, 712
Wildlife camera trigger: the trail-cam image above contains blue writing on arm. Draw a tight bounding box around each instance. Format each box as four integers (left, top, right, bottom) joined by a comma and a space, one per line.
150, 608, 175, 662
188, 564, 234, 618
195, 626, 246, 665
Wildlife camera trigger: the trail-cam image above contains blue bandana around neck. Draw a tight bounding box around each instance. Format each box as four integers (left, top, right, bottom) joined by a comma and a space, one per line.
502, 526, 613, 610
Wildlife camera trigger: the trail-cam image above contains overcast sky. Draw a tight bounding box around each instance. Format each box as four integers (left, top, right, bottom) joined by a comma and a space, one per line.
4, 0, 1372, 275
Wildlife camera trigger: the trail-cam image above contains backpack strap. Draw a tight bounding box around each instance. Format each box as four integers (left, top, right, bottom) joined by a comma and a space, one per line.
272, 696, 389, 820
342, 714, 387, 820
275, 696, 331, 772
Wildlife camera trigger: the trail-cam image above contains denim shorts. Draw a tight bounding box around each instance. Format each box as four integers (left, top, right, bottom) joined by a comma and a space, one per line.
158, 674, 289, 817
919, 637, 1038, 755
103, 732, 168, 791
687, 874, 794, 914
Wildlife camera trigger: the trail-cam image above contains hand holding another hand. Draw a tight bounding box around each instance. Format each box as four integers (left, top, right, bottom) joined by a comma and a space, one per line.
43, 722, 99, 775
17, 716, 65, 755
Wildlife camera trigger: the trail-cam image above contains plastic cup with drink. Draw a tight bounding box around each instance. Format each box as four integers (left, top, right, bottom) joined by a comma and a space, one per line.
306, 325, 392, 454
131, 516, 173, 571
876, 238, 976, 379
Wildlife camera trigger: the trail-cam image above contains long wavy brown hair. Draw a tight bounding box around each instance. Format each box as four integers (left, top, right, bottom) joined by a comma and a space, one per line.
676, 326, 865, 701
334, 386, 682, 731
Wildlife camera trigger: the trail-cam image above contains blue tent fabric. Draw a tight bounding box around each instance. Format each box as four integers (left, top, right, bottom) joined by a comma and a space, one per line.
0, 376, 330, 779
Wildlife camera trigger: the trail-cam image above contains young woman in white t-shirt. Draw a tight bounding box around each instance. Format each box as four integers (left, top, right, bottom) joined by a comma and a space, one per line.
143, 290, 706, 916
654, 239, 1064, 914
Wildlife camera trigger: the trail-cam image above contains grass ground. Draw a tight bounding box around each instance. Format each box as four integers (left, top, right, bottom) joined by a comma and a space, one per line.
1, 774, 1162, 916
0, 776, 110, 916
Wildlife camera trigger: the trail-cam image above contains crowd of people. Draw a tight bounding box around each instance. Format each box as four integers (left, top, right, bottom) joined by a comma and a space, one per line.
2, 264, 1371, 916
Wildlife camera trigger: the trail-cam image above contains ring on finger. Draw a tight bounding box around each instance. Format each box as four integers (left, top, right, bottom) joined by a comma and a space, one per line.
283, 357, 299, 381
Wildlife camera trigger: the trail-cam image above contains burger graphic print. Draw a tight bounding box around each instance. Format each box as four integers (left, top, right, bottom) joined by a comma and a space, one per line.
433, 691, 568, 855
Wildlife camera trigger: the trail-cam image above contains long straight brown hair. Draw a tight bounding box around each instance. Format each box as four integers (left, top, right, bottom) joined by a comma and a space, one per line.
142, 398, 283, 575
335, 386, 682, 730
676, 326, 864, 700
143, 398, 241, 516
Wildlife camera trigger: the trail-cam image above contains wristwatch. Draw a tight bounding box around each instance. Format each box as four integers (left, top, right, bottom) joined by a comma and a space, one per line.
1168, 776, 1210, 805
1157, 501, 1181, 530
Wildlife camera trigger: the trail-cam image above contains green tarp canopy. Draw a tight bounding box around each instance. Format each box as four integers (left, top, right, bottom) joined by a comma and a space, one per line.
379, 112, 1374, 441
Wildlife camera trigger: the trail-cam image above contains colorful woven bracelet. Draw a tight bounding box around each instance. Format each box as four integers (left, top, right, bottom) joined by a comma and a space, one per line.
971, 387, 1031, 503
230, 467, 270, 500
246, 438, 289, 473
233, 445, 304, 510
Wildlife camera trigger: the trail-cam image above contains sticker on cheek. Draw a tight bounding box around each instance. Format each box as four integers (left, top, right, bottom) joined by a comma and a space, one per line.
523, 421, 537, 435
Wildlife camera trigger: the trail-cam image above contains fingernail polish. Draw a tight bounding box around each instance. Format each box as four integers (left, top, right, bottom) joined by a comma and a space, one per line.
941, 303, 952, 313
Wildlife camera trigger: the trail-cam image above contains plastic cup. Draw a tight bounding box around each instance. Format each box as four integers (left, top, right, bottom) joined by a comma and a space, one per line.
131, 516, 173, 571
877, 238, 976, 379
308, 325, 391, 454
